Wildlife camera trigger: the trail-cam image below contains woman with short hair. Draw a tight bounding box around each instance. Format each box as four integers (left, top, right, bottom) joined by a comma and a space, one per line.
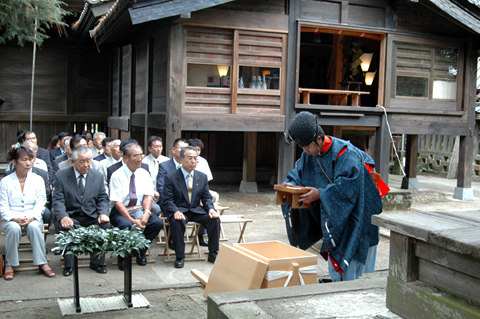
0, 147, 55, 280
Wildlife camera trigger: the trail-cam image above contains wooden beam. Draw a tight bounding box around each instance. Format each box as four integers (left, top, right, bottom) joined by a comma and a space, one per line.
182, 114, 284, 132
165, 24, 185, 157
401, 134, 418, 189
375, 111, 390, 184
231, 30, 239, 114
243, 132, 257, 182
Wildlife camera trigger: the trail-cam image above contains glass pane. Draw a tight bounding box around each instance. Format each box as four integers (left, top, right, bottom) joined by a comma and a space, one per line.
433, 47, 457, 100
396, 76, 428, 97
238, 66, 280, 89
187, 64, 231, 87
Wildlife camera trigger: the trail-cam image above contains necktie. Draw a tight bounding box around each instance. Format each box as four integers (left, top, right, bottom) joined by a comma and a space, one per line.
187, 173, 193, 202
128, 173, 137, 207
153, 159, 159, 179
78, 175, 85, 199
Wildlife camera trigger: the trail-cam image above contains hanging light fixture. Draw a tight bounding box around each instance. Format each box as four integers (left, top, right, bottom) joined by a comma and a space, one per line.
217, 65, 229, 77
365, 71, 377, 86
360, 53, 374, 72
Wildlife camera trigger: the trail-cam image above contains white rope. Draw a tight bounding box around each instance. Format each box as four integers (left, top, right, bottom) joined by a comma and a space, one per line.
264, 265, 317, 287
376, 105, 425, 193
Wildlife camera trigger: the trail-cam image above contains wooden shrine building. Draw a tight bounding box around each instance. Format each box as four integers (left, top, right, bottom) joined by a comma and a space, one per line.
1, 0, 480, 197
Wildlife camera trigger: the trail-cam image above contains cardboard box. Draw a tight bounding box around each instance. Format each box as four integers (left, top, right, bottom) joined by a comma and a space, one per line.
202, 244, 268, 298
234, 241, 317, 288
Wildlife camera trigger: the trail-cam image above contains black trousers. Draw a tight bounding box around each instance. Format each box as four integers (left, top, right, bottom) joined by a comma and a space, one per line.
59, 212, 111, 268
169, 211, 220, 259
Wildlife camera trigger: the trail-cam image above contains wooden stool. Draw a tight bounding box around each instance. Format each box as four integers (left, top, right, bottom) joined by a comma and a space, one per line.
159, 220, 206, 263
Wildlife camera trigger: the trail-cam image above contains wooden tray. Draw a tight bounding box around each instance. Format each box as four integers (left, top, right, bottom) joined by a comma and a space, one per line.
274, 184, 309, 209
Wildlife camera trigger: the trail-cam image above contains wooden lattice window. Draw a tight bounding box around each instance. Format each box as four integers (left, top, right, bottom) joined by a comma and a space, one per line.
394, 43, 458, 100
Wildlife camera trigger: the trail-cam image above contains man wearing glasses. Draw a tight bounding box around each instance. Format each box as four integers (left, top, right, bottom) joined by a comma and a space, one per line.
162, 146, 220, 268
156, 138, 188, 203
282, 111, 385, 282
109, 143, 163, 271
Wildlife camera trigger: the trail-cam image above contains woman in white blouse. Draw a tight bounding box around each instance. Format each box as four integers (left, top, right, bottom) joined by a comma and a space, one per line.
0, 147, 55, 280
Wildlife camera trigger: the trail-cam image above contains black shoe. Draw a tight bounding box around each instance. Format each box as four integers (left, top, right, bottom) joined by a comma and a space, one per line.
136, 250, 147, 266
117, 256, 124, 271
208, 251, 218, 263
319, 278, 333, 284
168, 239, 175, 250
198, 235, 209, 247
174, 258, 184, 268
90, 263, 107, 274
54, 249, 62, 255
63, 267, 73, 276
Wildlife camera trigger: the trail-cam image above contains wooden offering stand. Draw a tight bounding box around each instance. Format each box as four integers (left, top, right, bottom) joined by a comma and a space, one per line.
274, 184, 309, 209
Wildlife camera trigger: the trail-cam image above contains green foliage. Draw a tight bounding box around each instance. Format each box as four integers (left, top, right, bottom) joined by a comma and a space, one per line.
54, 225, 151, 259
0, 0, 70, 46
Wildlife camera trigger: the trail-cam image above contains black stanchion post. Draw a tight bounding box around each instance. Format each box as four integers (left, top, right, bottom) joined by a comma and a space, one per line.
124, 253, 133, 307
73, 255, 81, 313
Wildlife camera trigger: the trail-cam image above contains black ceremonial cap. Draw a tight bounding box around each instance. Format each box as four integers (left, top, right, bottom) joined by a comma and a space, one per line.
287, 111, 318, 147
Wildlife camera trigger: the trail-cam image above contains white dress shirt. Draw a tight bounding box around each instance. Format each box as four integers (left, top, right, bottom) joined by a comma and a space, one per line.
195, 156, 213, 181
33, 158, 48, 172
0, 171, 46, 221
90, 146, 103, 158
100, 155, 121, 182
109, 164, 153, 207
143, 153, 169, 189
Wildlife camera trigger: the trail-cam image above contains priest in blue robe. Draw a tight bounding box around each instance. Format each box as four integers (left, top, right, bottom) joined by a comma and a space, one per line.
281, 111, 384, 282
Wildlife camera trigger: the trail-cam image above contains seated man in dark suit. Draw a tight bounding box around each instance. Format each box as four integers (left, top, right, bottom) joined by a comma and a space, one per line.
162, 146, 221, 269
49, 132, 69, 163
93, 137, 114, 162
109, 143, 163, 271
19, 130, 54, 186
156, 138, 188, 205
51, 136, 72, 186
53, 146, 111, 276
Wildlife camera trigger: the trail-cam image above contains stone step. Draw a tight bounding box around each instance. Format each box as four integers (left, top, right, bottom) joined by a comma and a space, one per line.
382, 187, 412, 211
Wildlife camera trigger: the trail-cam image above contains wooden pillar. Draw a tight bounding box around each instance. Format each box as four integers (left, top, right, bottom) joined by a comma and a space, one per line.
454, 42, 476, 200
401, 134, 419, 189
332, 126, 342, 138
239, 132, 258, 193
375, 111, 390, 184
165, 24, 184, 158
277, 0, 300, 184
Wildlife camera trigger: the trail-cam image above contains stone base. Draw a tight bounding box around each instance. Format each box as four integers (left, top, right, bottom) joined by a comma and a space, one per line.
453, 187, 474, 201
401, 177, 418, 190
382, 188, 412, 211
239, 181, 258, 193
386, 276, 480, 319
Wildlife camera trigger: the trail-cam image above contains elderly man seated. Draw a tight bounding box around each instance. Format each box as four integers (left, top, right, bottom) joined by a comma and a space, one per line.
162, 146, 220, 268
53, 146, 111, 276
109, 143, 163, 271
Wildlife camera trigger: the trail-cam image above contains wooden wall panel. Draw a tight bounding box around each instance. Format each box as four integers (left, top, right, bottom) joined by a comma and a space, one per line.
71, 44, 109, 115
0, 44, 67, 114
348, 3, 386, 28
301, 0, 341, 23
186, 28, 233, 65
152, 27, 169, 114
135, 42, 148, 113
0, 39, 109, 163
121, 45, 132, 117
111, 48, 120, 116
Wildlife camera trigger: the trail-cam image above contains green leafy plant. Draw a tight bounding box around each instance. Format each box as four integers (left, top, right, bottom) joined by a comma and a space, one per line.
54, 225, 151, 259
